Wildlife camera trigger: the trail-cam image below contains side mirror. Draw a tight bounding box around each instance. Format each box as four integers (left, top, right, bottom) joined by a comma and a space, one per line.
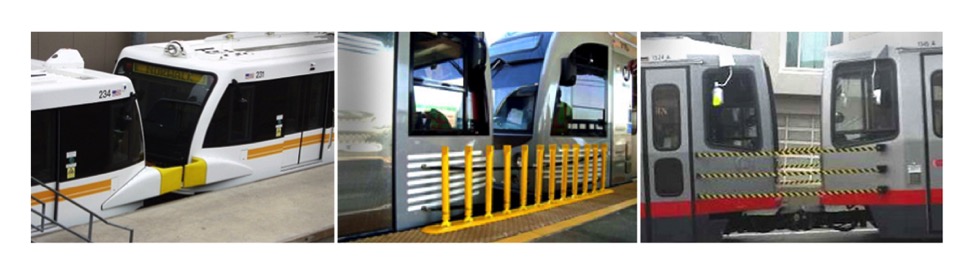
560, 57, 577, 86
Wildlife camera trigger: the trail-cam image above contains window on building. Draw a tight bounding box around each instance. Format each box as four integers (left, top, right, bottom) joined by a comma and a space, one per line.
832, 59, 898, 147
785, 32, 843, 69
551, 43, 608, 137
651, 84, 681, 151
409, 32, 489, 135
932, 70, 942, 137
703, 67, 761, 151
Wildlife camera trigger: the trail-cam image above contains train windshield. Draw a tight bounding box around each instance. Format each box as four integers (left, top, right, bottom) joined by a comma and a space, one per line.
32, 97, 145, 184
831, 59, 898, 147
490, 33, 547, 134
115, 59, 216, 166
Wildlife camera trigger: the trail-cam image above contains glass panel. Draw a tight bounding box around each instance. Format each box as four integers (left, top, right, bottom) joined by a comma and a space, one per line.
785, 32, 799, 68
799, 32, 828, 68
551, 43, 608, 137
832, 59, 898, 147
493, 86, 536, 134
116, 59, 215, 166
830, 32, 844, 45
703, 67, 761, 150
410, 32, 479, 134
652, 84, 681, 151
31, 110, 57, 184
58, 99, 145, 180
933, 70, 942, 137
489, 34, 541, 56
654, 158, 683, 197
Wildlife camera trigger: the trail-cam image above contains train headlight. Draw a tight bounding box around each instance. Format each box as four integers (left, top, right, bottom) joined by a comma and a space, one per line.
164, 41, 185, 57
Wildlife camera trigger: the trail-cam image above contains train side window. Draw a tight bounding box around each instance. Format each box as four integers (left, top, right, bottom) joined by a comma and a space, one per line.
703, 67, 761, 151
551, 43, 609, 137
654, 158, 683, 197
409, 32, 488, 135
652, 84, 681, 151
31, 110, 57, 184
832, 59, 898, 147
932, 70, 942, 137
493, 85, 537, 134
58, 99, 145, 180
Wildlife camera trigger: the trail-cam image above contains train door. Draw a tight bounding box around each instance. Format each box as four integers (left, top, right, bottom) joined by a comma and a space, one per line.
336, 32, 397, 238
280, 73, 334, 169
643, 66, 693, 241
922, 53, 942, 232
393, 32, 492, 230
611, 51, 636, 185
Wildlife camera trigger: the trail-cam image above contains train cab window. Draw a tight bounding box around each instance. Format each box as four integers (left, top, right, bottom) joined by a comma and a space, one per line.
58, 99, 145, 180
115, 59, 215, 166
832, 59, 898, 147
703, 67, 761, 150
31, 110, 57, 184
551, 43, 609, 137
409, 32, 488, 135
932, 70, 942, 137
652, 84, 681, 151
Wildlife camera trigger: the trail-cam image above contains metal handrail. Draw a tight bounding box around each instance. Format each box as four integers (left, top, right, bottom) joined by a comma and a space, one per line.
31, 177, 134, 243
30, 195, 46, 231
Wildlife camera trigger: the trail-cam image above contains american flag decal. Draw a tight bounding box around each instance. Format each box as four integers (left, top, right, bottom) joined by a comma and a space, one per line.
112, 89, 122, 97
245, 73, 254, 79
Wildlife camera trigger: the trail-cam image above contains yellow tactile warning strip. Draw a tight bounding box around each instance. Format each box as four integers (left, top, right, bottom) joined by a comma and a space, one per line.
354, 182, 636, 243
496, 198, 636, 243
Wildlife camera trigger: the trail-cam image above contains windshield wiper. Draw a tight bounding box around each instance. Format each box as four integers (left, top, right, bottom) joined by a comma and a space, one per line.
490, 58, 507, 77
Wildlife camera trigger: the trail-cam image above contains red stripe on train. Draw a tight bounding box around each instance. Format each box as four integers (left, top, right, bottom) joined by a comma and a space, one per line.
648, 198, 778, 218
821, 188, 943, 205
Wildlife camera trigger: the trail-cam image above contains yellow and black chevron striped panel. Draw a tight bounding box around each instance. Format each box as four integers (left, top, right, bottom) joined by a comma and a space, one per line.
695, 144, 885, 158
697, 188, 879, 200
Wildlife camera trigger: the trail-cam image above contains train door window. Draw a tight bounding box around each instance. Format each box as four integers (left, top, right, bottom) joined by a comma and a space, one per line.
31, 109, 57, 184
652, 84, 681, 151
58, 99, 145, 180
551, 43, 608, 137
832, 59, 898, 147
932, 70, 942, 137
409, 32, 488, 135
703, 67, 761, 150
654, 158, 683, 197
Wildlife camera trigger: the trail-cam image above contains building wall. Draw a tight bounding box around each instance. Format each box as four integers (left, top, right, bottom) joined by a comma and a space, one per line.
31, 32, 225, 73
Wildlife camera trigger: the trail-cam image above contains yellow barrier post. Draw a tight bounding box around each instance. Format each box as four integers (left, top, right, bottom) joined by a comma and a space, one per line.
572, 144, 579, 199
520, 145, 529, 210
588, 144, 595, 194
583, 144, 591, 196
440, 146, 452, 227
560, 144, 569, 201
548, 144, 556, 204
535, 145, 543, 207
592, 145, 599, 193
485, 145, 494, 219
464, 146, 473, 223
601, 144, 608, 191
504, 145, 512, 214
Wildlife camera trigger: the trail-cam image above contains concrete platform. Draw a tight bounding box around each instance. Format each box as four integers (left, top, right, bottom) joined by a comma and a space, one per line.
354, 182, 636, 243
33, 164, 334, 243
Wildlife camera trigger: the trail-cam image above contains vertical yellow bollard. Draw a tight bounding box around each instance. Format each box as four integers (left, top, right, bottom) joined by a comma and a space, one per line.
560, 144, 568, 201
504, 145, 512, 214
440, 146, 451, 227
464, 146, 473, 223
534, 145, 543, 207
588, 144, 595, 193
593, 144, 601, 193
572, 144, 579, 199
485, 145, 494, 219
548, 144, 556, 204
602, 144, 608, 191
582, 144, 590, 196
520, 145, 529, 210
